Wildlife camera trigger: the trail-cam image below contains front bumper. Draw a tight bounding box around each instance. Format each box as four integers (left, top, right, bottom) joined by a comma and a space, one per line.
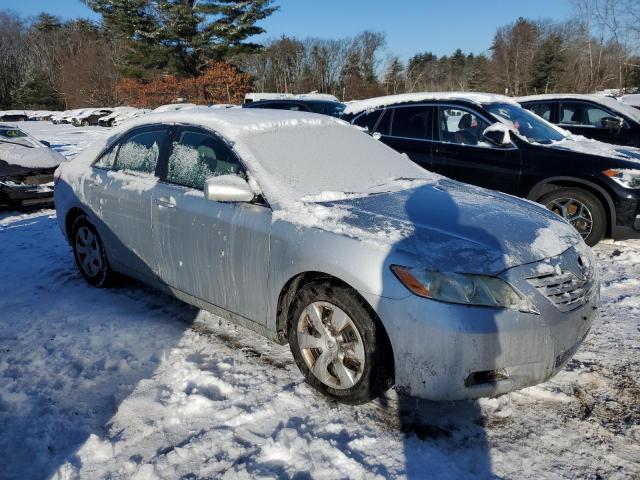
374, 247, 599, 401
610, 183, 640, 239
1, 177, 55, 206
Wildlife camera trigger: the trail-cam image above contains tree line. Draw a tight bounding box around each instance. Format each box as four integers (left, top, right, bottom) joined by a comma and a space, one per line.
0, 0, 639, 110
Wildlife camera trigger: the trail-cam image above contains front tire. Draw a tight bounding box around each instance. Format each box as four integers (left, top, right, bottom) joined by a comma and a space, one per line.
539, 187, 606, 247
71, 215, 114, 287
288, 280, 394, 404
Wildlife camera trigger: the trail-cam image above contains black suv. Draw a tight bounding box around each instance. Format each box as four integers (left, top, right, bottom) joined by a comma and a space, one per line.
243, 99, 345, 118
342, 93, 640, 246
518, 94, 640, 147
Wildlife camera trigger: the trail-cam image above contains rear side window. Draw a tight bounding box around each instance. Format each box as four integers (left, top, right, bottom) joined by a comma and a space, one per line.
391, 106, 431, 139
353, 110, 382, 132
559, 102, 613, 127
115, 129, 167, 174
526, 102, 553, 121
166, 129, 246, 190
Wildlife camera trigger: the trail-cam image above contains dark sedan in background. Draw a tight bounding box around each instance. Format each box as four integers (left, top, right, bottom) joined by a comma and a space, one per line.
343, 93, 640, 246
243, 98, 346, 117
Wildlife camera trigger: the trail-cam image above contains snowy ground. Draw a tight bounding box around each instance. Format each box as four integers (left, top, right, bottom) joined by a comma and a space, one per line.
1, 123, 639, 479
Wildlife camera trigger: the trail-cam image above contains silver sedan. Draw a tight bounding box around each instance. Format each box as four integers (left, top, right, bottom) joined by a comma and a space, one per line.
54, 109, 599, 404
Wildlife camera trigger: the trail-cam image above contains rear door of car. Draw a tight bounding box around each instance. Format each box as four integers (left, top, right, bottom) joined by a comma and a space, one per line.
151, 125, 272, 324
430, 104, 522, 195
374, 104, 435, 171
84, 125, 170, 278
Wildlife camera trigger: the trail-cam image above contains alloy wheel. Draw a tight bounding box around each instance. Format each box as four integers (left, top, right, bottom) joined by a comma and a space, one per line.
75, 226, 102, 277
297, 301, 365, 390
546, 197, 593, 239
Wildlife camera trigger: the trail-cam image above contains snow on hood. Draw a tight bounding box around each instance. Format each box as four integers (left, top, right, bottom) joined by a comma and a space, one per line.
547, 135, 640, 164
0, 133, 65, 169
280, 178, 581, 274
344, 92, 519, 115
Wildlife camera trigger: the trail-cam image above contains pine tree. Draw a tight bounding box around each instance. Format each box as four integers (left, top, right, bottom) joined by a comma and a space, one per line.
384, 57, 405, 94
531, 33, 564, 93
83, 0, 277, 77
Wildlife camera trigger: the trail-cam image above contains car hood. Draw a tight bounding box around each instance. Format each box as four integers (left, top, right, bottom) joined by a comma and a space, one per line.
0, 142, 64, 176
545, 136, 640, 165
317, 178, 581, 275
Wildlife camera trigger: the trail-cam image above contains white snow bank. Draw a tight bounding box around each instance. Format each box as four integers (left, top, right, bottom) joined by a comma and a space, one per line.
344, 92, 518, 115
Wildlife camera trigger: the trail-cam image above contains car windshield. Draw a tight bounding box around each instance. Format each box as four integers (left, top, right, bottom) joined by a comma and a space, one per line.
236, 121, 431, 203
484, 103, 565, 144
0, 128, 28, 139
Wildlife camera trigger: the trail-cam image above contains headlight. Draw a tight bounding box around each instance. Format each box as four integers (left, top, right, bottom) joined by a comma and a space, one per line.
603, 169, 640, 188
390, 265, 538, 313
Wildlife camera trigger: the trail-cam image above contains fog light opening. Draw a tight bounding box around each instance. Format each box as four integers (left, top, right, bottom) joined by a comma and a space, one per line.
465, 369, 509, 387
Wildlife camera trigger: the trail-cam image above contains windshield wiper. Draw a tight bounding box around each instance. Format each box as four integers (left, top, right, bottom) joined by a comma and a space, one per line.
0, 138, 34, 148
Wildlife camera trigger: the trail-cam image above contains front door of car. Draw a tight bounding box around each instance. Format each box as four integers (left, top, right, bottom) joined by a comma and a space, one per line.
558, 100, 632, 145
151, 126, 272, 324
84, 126, 169, 278
376, 105, 435, 171
430, 106, 522, 195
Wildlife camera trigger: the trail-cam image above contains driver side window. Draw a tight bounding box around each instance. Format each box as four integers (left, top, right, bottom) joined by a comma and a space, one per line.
438, 108, 489, 146
560, 102, 612, 128
166, 129, 246, 190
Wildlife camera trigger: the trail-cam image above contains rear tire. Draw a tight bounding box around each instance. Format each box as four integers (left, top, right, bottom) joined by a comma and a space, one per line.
539, 187, 606, 247
288, 280, 394, 404
71, 215, 114, 287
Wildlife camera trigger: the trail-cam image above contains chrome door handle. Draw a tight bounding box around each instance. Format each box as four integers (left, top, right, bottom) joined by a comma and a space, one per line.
154, 197, 176, 208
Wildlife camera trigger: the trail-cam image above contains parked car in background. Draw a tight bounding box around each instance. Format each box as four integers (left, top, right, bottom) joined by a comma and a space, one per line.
243, 98, 346, 117
52, 109, 87, 125
0, 125, 65, 208
153, 103, 197, 113
244, 92, 340, 104
55, 109, 598, 404
343, 92, 640, 246
111, 108, 151, 127
72, 108, 114, 127
98, 107, 138, 127
0, 110, 29, 122
518, 94, 640, 147
27, 110, 57, 122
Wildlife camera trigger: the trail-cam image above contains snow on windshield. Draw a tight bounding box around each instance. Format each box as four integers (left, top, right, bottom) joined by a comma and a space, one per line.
235, 122, 432, 206
484, 103, 566, 144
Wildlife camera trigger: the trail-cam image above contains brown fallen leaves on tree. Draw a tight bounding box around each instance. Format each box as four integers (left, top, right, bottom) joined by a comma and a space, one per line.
117, 62, 251, 107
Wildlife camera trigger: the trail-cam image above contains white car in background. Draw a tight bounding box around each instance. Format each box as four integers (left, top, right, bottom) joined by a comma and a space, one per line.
98, 107, 138, 127
72, 108, 114, 127
111, 108, 151, 127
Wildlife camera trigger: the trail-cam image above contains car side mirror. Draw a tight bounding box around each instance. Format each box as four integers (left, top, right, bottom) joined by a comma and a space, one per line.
205, 174, 255, 203
482, 123, 512, 147
601, 116, 624, 130
41, 140, 51, 147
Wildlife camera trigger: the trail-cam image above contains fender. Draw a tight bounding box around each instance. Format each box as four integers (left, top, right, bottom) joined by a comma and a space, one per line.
526, 176, 617, 232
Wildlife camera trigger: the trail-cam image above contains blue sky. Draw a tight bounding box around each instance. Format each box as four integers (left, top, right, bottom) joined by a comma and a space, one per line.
7, 0, 573, 59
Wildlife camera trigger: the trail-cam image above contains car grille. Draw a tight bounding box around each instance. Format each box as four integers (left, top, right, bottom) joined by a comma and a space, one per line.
527, 249, 597, 313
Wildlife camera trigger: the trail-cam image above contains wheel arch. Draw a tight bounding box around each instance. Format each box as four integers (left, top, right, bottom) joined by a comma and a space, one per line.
526, 176, 616, 236
64, 206, 88, 241
275, 271, 395, 365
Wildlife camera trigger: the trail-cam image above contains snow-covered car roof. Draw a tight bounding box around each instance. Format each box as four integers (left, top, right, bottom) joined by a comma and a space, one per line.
344, 92, 518, 115
83, 109, 430, 208
153, 103, 197, 113
517, 93, 640, 123
0, 110, 28, 118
